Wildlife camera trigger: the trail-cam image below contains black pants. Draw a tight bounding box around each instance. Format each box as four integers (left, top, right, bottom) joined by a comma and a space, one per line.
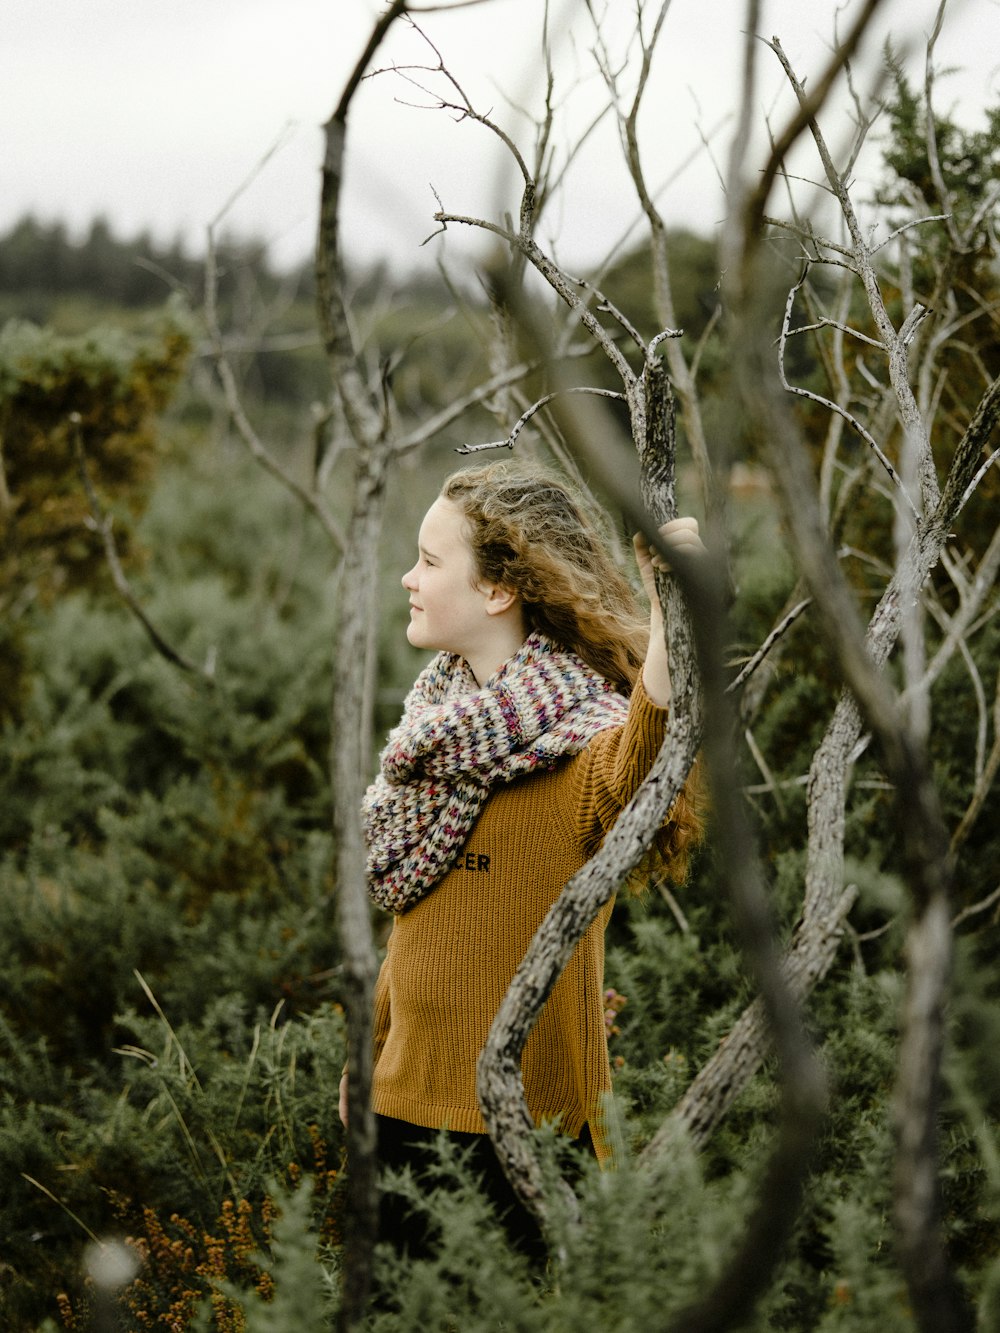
375, 1113, 595, 1267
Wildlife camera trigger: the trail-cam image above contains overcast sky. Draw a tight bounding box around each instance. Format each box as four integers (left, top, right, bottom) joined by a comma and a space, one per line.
2, 0, 997, 276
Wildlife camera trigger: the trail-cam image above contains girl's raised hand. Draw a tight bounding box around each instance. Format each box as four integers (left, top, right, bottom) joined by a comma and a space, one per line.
633, 517, 705, 607
634, 517, 705, 706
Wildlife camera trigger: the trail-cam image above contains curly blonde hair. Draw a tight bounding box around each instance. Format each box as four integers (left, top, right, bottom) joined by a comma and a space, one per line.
440, 460, 704, 885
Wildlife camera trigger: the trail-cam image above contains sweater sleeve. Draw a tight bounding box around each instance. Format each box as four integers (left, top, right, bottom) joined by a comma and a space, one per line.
566, 676, 670, 854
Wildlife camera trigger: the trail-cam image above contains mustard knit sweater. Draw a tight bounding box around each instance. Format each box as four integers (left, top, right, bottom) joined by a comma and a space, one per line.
370, 678, 669, 1162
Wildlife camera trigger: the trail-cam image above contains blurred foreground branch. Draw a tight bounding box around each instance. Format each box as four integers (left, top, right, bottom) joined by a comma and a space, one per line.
712, 8, 990, 1325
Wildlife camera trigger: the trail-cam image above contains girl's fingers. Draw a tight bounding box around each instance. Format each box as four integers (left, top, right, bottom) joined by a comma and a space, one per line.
647, 517, 705, 567
634, 518, 705, 573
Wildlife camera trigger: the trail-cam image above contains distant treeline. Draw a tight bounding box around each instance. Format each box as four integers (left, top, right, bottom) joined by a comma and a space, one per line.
0, 214, 313, 310
0, 214, 466, 315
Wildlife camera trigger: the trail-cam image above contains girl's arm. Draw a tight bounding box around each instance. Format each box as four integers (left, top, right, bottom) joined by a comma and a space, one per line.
633, 517, 705, 707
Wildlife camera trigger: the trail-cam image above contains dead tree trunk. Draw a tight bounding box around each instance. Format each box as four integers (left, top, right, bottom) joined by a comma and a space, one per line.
315, 7, 408, 1326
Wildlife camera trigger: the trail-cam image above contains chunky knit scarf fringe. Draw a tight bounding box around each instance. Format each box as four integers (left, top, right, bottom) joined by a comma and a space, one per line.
363, 631, 628, 913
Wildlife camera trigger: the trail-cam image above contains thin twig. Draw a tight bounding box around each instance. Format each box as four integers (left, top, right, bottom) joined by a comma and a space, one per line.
871, 213, 953, 254
727, 598, 812, 694
767, 33, 940, 515
923, 1, 964, 253
71, 418, 214, 683
396, 349, 598, 454
777, 268, 918, 513
952, 885, 1000, 930
762, 215, 856, 261
656, 880, 691, 934
744, 726, 786, 813
951, 670, 1000, 854
955, 446, 1000, 519
780, 317, 886, 351
567, 272, 647, 352
455, 387, 627, 454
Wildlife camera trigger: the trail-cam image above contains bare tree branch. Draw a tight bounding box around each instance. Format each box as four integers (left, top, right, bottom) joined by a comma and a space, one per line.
952, 883, 1000, 930
454, 386, 626, 454
307, 5, 997, 1322
765, 33, 941, 517
726, 597, 812, 696
950, 667, 1000, 856
871, 212, 953, 254
71, 417, 214, 683
378, 20, 535, 194
590, 0, 716, 512
777, 264, 918, 511
397, 357, 544, 453
659, 566, 828, 1333
936, 372, 1000, 527
955, 444, 1000, 518
743, 0, 888, 235
923, 0, 965, 253
917, 525, 1000, 697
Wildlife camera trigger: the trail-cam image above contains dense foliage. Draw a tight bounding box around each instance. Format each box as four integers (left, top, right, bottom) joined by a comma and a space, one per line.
0, 429, 349, 1325
3, 408, 996, 1328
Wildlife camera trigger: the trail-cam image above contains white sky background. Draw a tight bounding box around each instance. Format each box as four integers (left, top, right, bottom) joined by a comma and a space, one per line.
1, 0, 998, 279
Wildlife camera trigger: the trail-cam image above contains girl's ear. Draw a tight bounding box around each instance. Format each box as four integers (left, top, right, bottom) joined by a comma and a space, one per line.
484, 583, 519, 616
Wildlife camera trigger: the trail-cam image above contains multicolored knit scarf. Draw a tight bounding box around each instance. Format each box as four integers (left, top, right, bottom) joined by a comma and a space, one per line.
363, 630, 628, 913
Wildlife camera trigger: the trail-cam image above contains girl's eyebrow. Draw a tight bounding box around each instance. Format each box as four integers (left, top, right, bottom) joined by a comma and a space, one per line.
419, 544, 440, 561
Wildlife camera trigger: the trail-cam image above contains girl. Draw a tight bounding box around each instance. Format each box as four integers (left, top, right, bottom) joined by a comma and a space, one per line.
343, 461, 703, 1257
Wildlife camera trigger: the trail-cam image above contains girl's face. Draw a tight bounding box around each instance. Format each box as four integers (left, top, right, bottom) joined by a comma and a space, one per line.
401, 498, 498, 660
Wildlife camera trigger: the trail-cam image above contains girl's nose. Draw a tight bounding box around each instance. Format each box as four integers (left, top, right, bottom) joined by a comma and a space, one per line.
402, 565, 417, 591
